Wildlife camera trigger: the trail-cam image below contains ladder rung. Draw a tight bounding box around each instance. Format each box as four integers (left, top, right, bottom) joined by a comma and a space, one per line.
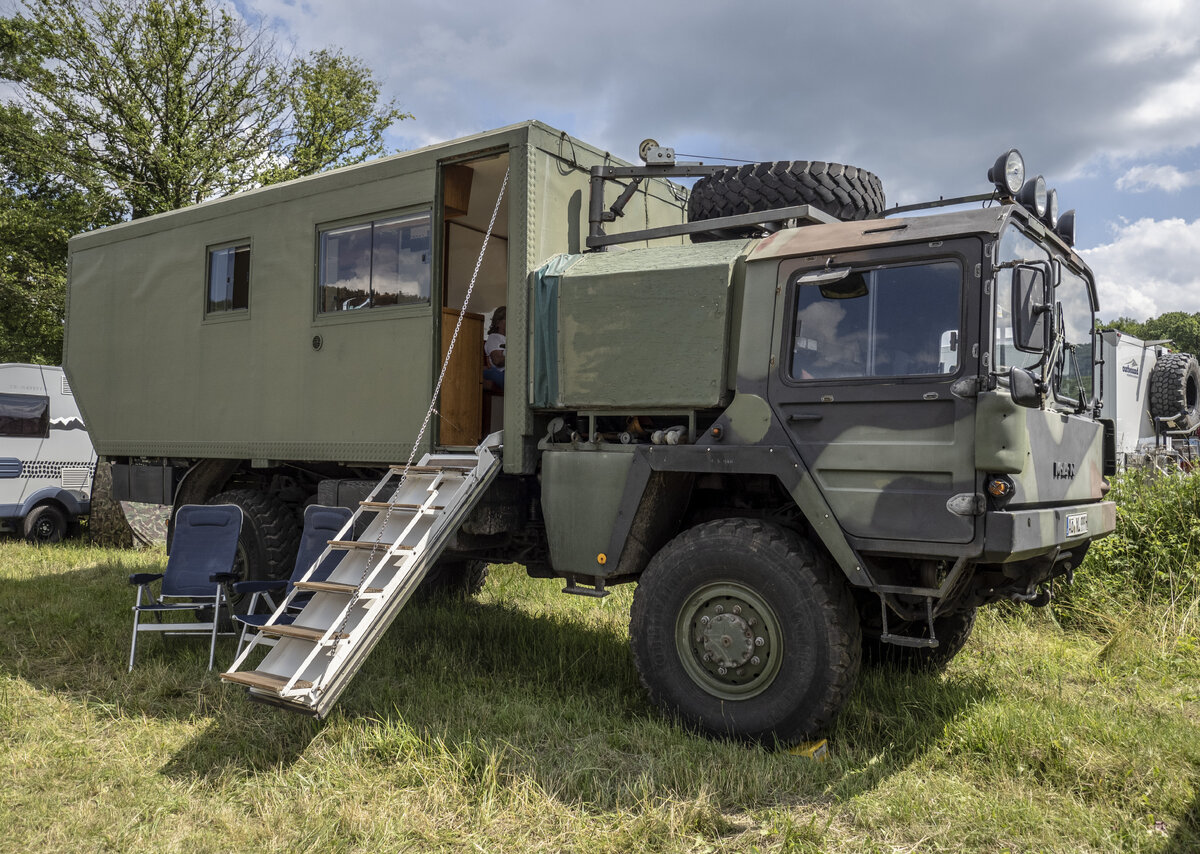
359, 501, 446, 511
294, 580, 381, 595
221, 671, 313, 692
259, 624, 348, 642
389, 464, 473, 475
328, 540, 415, 552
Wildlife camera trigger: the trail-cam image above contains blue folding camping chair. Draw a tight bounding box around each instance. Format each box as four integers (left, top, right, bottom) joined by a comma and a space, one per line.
231, 504, 352, 655
127, 503, 242, 671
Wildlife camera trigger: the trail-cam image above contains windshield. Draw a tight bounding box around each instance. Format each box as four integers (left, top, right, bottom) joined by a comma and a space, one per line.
994, 221, 1097, 408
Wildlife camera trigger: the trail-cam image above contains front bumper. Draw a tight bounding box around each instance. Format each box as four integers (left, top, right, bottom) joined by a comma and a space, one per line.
981, 500, 1117, 563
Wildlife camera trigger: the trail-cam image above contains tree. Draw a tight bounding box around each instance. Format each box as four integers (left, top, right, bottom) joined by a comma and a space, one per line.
1102, 312, 1200, 357
262, 49, 410, 186
0, 0, 408, 362
0, 103, 121, 362
1, 0, 409, 219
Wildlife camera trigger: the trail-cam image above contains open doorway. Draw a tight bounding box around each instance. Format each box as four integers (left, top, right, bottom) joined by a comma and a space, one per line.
437, 152, 509, 447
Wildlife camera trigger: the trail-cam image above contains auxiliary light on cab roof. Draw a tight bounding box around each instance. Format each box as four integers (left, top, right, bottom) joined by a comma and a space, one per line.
1043, 187, 1059, 229
988, 148, 1025, 196
1017, 175, 1048, 218
1056, 209, 1076, 247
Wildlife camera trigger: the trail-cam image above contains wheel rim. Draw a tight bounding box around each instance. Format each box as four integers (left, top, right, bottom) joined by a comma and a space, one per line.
34, 517, 55, 540
674, 581, 784, 700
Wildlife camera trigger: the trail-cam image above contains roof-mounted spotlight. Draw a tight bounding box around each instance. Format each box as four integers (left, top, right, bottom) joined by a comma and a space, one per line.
1043, 188, 1059, 229
1017, 175, 1048, 218
988, 149, 1025, 196
1055, 209, 1076, 247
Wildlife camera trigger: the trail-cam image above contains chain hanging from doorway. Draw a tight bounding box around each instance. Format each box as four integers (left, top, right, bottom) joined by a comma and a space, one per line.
332, 166, 511, 641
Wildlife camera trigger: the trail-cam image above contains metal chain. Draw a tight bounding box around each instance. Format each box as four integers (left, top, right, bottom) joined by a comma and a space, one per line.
330, 167, 511, 643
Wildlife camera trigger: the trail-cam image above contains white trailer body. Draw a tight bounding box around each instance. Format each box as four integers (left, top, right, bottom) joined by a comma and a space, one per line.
1098, 329, 1200, 466
0, 364, 96, 541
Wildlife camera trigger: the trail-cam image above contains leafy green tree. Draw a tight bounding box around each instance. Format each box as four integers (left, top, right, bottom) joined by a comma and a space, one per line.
262, 48, 410, 185
0, 0, 408, 362
1140, 312, 1200, 357
1103, 312, 1200, 356
1, 0, 409, 218
0, 104, 121, 362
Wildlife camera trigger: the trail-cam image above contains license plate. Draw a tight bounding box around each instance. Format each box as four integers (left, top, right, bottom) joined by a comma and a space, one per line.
1066, 512, 1088, 537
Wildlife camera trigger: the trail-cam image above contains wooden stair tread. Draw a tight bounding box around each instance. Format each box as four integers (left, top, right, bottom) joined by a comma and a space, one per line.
294, 580, 381, 595
389, 464, 472, 475
359, 501, 445, 511
259, 624, 348, 642
328, 540, 414, 552
221, 671, 313, 692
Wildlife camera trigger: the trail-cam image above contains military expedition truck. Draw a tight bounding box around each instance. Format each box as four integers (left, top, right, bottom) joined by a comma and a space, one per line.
65, 122, 1116, 742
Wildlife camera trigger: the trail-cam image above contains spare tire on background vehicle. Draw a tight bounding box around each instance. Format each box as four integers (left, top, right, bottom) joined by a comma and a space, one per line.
687, 160, 886, 241
1149, 352, 1200, 430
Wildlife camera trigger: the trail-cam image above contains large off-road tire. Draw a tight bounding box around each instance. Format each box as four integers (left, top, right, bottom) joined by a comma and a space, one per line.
629, 518, 861, 744
687, 160, 886, 237
23, 504, 67, 545
205, 489, 301, 588
1149, 352, 1200, 430
417, 558, 488, 600
861, 607, 977, 672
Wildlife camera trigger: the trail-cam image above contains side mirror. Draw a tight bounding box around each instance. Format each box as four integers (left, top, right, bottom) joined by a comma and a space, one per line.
1012, 265, 1049, 353
1010, 366, 1042, 408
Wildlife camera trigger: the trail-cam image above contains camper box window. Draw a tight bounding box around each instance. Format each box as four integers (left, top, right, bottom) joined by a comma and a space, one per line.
0, 393, 49, 438
206, 242, 250, 314
318, 211, 431, 313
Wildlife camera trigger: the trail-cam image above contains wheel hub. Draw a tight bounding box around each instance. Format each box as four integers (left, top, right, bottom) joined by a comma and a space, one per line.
700, 613, 756, 668
675, 582, 782, 700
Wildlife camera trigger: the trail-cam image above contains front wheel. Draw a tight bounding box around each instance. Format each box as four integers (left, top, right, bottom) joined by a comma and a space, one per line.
629, 519, 860, 744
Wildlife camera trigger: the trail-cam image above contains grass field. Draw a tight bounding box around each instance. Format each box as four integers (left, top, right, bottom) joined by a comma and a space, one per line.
0, 540, 1197, 853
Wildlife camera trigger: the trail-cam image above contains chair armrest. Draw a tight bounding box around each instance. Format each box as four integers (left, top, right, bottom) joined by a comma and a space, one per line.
128, 573, 164, 586
209, 572, 240, 584
232, 579, 286, 593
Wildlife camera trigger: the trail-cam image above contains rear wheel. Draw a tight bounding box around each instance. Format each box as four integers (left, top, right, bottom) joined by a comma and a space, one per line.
24, 504, 67, 545
205, 490, 301, 609
630, 519, 860, 743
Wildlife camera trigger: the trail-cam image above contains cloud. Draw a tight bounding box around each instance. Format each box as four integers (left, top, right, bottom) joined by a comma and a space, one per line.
1116, 164, 1200, 192
1081, 218, 1200, 319
236, 0, 1200, 213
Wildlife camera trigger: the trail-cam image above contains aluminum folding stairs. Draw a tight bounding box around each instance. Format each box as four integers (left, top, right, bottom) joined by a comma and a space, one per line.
221, 434, 501, 716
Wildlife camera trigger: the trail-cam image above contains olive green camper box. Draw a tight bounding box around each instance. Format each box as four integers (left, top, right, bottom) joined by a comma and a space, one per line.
65, 121, 688, 478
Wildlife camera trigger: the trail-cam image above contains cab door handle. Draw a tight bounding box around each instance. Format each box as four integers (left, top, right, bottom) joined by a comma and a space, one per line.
787, 413, 823, 423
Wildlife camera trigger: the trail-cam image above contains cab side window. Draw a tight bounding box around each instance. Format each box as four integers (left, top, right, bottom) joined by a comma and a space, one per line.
790, 260, 962, 380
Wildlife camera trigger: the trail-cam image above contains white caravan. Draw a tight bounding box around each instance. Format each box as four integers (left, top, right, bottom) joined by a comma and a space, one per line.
0, 364, 96, 542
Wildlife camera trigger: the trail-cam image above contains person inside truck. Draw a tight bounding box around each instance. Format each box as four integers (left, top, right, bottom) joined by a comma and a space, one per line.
484, 306, 506, 390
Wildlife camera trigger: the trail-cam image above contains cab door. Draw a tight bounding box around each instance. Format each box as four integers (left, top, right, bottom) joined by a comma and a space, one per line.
767, 240, 982, 546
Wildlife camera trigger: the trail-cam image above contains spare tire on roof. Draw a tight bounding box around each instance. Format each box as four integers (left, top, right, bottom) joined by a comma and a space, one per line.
1149, 352, 1200, 430
687, 160, 886, 241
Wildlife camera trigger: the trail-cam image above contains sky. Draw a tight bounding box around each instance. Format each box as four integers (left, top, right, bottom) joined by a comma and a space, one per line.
239, 0, 1200, 322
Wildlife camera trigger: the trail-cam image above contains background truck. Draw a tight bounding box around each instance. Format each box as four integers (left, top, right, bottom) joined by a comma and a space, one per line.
0, 363, 95, 542
1096, 329, 1200, 469
65, 123, 1116, 741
